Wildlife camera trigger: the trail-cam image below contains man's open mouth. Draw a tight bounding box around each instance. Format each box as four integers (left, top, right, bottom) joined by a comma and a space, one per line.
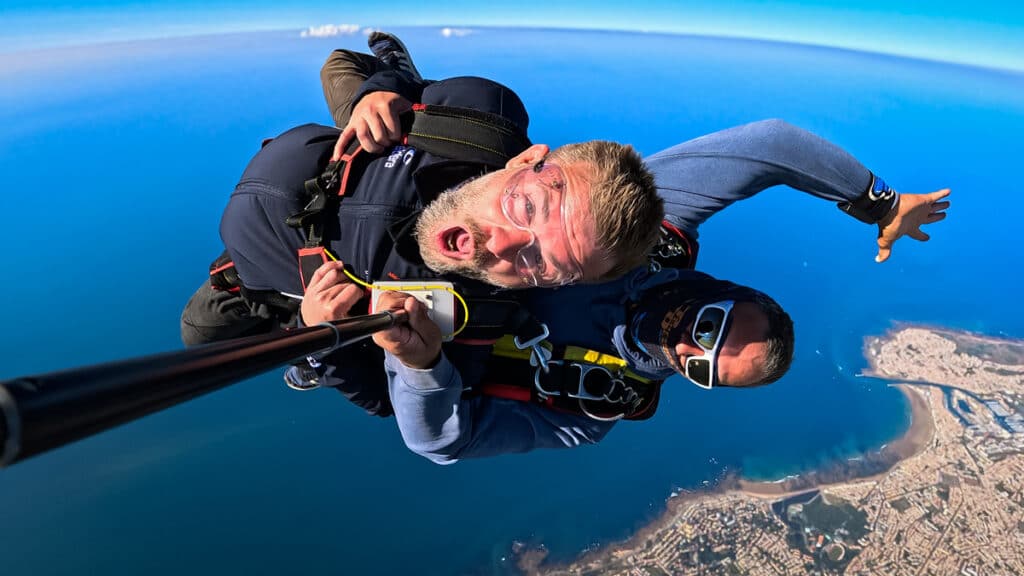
438, 226, 474, 258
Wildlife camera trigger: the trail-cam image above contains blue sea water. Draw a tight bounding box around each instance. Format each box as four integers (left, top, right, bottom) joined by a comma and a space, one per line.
1, 27, 1022, 575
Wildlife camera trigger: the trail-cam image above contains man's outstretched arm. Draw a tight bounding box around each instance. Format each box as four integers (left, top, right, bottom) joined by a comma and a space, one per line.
647, 118, 949, 262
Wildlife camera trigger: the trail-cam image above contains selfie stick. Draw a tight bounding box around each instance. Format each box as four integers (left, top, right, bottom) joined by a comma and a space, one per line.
0, 311, 406, 468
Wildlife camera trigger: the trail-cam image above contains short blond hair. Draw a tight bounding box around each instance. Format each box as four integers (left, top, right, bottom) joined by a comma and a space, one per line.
549, 141, 663, 280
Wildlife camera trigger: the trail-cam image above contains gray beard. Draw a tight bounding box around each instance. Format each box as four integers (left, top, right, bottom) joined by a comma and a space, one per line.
414, 173, 504, 285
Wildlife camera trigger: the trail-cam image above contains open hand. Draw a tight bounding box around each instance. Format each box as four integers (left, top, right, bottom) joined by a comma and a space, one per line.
876, 188, 951, 263
372, 291, 442, 369
332, 91, 412, 158
300, 260, 366, 325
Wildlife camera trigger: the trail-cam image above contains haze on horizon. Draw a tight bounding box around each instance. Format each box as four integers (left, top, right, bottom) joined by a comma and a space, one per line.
2, 0, 1023, 72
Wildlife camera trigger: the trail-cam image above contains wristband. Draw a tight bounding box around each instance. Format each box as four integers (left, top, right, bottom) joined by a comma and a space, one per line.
838, 175, 899, 224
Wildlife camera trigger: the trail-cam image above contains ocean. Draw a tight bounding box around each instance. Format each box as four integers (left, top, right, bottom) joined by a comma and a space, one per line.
1, 27, 1022, 575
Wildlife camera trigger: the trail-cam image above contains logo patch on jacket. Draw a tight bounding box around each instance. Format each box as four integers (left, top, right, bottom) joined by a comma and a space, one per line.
385, 146, 416, 168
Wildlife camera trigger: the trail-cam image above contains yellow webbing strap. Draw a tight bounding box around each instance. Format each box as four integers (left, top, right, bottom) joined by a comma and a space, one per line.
490, 335, 654, 384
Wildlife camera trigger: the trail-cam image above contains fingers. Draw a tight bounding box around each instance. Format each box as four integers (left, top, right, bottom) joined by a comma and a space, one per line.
371, 293, 415, 351
301, 261, 364, 324
312, 283, 363, 322
931, 201, 951, 212
353, 119, 382, 153
405, 296, 442, 343
332, 128, 355, 161
380, 107, 401, 142
371, 292, 442, 368
308, 260, 349, 290
925, 212, 947, 224
336, 110, 389, 154
363, 109, 400, 149
908, 230, 930, 242
323, 282, 363, 312
875, 244, 892, 263
927, 188, 951, 202
343, 92, 409, 154
371, 323, 413, 356
373, 290, 409, 313
353, 114, 398, 153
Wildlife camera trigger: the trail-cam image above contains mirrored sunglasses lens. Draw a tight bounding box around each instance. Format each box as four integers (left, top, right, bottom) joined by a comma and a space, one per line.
694, 307, 725, 350
686, 357, 712, 388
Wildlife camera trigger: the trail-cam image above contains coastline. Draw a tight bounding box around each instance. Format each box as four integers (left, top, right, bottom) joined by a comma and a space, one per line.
526, 383, 936, 574
736, 382, 934, 500
528, 323, 962, 576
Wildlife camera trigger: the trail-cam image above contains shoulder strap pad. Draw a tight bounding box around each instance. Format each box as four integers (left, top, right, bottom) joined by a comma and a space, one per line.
402, 104, 532, 169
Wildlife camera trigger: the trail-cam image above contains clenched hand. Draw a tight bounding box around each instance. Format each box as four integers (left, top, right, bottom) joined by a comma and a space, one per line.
372, 290, 442, 369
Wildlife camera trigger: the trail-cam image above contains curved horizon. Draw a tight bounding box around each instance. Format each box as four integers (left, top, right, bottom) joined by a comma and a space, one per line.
2, 23, 1022, 78
1, 1, 1022, 72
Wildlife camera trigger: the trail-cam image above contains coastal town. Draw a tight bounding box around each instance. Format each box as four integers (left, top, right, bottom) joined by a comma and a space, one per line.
534, 326, 1024, 576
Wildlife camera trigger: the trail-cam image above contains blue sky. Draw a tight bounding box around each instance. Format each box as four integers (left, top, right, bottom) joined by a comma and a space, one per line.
1, 0, 1023, 71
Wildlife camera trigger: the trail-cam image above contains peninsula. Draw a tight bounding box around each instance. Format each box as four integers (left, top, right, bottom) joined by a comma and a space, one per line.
526, 325, 1024, 575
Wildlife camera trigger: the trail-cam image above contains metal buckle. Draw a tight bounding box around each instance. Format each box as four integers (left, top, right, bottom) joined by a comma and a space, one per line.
533, 361, 644, 408
533, 360, 564, 397
514, 323, 552, 374
657, 238, 685, 259
531, 360, 646, 422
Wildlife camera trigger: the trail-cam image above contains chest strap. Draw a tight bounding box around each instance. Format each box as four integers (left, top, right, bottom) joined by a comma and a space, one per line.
283, 140, 369, 291
477, 335, 663, 421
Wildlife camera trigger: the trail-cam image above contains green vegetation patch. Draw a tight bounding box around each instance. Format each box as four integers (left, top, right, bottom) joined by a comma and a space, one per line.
803, 495, 869, 540
825, 543, 845, 562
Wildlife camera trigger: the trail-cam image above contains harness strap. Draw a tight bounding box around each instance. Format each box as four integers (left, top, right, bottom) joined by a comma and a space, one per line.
286, 144, 365, 236
491, 337, 654, 383
480, 335, 663, 421
297, 247, 331, 292
283, 140, 369, 290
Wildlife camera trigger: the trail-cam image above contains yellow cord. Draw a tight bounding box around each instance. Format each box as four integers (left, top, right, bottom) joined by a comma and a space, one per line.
323, 249, 470, 338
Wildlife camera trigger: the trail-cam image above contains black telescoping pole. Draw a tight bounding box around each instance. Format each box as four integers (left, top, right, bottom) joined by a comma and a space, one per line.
0, 311, 406, 468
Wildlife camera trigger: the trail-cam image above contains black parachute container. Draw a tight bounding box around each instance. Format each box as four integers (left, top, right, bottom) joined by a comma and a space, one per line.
0, 311, 405, 467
